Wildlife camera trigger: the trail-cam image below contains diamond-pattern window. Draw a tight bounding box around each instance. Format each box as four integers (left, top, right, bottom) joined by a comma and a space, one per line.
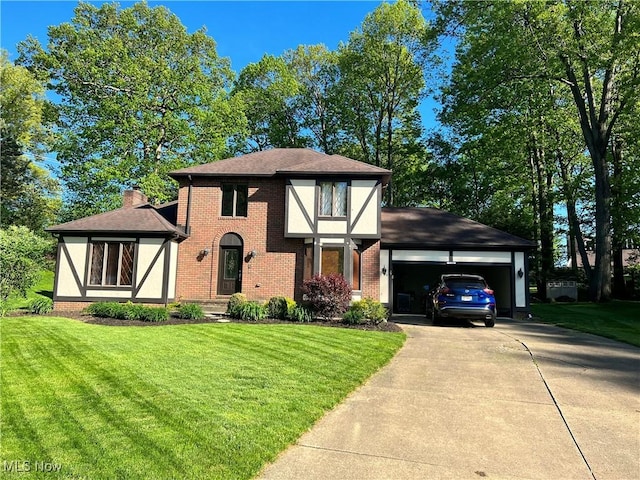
119, 243, 134, 286
89, 241, 135, 286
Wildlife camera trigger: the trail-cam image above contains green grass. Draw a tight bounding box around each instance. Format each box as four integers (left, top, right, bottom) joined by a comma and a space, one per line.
0, 316, 405, 479
531, 301, 640, 347
4, 270, 54, 312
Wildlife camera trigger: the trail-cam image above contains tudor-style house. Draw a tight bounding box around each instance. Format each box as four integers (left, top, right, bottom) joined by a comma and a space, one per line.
48, 149, 390, 310
48, 148, 534, 317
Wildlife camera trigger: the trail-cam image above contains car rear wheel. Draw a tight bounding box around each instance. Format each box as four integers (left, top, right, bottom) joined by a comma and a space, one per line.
485, 318, 495, 328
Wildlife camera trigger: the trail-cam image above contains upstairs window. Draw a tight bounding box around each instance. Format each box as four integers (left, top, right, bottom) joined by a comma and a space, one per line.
222, 184, 248, 217
319, 181, 347, 217
89, 241, 134, 286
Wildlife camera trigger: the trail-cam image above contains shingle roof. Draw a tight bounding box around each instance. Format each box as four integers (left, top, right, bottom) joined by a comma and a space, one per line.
169, 148, 391, 182
46, 202, 185, 237
381, 207, 535, 249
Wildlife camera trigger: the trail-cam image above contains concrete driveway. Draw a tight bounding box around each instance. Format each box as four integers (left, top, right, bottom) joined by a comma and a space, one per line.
259, 316, 640, 480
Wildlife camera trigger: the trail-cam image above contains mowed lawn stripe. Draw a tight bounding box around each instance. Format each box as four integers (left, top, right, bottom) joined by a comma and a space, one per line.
1, 317, 405, 479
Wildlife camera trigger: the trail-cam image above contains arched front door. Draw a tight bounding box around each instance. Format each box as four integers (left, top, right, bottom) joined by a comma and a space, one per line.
218, 233, 243, 295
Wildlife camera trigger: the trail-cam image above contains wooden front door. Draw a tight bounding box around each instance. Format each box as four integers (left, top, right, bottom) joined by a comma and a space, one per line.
218, 246, 242, 295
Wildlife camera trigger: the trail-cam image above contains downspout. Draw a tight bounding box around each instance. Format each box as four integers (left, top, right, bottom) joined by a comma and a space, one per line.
185, 175, 193, 235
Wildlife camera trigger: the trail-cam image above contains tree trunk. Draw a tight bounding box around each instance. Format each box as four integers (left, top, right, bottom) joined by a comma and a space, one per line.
611, 137, 626, 298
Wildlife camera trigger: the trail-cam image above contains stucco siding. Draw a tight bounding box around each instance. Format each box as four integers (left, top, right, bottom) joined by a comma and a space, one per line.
57, 236, 87, 297
350, 180, 379, 236
136, 238, 166, 299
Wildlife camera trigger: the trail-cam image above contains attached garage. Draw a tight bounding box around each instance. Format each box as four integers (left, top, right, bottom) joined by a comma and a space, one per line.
380, 208, 535, 318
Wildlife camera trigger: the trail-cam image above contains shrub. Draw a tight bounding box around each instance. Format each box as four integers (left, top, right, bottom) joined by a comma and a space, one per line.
302, 273, 351, 320
342, 304, 366, 325
288, 304, 313, 323
0, 226, 53, 314
28, 297, 53, 315
177, 303, 205, 320
85, 302, 127, 319
343, 298, 388, 325
227, 293, 247, 316
123, 301, 147, 320
85, 302, 168, 322
359, 298, 388, 323
266, 296, 289, 319
141, 307, 169, 322
235, 301, 266, 321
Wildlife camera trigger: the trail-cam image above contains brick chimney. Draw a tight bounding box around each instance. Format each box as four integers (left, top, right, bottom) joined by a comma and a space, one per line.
122, 186, 148, 208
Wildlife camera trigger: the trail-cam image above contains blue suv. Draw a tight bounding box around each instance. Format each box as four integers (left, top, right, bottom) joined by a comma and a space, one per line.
427, 274, 496, 327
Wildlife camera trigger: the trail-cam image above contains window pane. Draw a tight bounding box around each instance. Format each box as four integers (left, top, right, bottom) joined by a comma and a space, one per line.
223, 249, 239, 280
334, 182, 347, 216
90, 243, 105, 285
352, 249, 361, 290
221, 184, 234, 216
119, 242, 134, 286
321, 247, 343, 275
320, 182, 332, 215
105, 243, 120, 285
236, 185, 248, 217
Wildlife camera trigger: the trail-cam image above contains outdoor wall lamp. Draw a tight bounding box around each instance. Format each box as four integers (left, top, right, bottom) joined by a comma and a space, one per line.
381, 266, 387, 276
517, 268, 524, 278
245, 250, 258, 263
200, 248, 210, 257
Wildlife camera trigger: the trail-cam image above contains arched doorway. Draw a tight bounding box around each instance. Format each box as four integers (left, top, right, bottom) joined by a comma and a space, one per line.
218, 233, 243, 295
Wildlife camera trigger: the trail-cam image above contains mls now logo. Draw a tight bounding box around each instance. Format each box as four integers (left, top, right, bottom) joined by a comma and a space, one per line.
3, 460, 62, 473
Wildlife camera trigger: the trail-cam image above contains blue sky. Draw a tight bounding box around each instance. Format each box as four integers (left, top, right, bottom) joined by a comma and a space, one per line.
1, 0, 443, 159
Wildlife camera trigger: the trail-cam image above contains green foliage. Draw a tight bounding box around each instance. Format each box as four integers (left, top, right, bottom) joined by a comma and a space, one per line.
343, 298, 388, 325
287, 304, 313, 323
85, 302, 127, 319
227, 293, 247, 317
234, 301, 267, 321
27, 297, 53, 315
18, 2, 245, 214
266, 296, 290, 320
0, 226, 52, 314
85, 301, 168, 322
342, 304, 366, 325
176, 303, 205, 320
302, 273, 351, 320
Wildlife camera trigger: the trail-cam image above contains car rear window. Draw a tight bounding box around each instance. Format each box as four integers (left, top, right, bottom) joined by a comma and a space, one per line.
446, 279, 486, 289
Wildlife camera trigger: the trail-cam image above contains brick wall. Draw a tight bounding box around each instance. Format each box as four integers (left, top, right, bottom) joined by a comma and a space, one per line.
175, 177, 305, 302
360, 239, 381, 300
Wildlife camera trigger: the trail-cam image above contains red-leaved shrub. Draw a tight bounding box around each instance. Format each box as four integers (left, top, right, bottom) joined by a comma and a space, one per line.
302, 273, 351, 320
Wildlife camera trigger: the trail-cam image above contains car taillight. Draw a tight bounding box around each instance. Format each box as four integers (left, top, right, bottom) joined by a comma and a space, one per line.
441, 287, 451, 294
483, 288, 494, 295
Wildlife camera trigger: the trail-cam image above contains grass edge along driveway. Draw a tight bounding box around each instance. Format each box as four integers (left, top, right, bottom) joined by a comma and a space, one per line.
531, 300, 640, 347
1, 316, 405, 479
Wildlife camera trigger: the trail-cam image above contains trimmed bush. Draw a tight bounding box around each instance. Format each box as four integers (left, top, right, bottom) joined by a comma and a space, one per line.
227, 293, 247, 316
288, 304, 313, 323
342, 303, 366, 325
302, 273, 351, 320
28, 297, 53, 315
177, 303, 205, 320
344, 298, 388, 325
266, 296, 289, 319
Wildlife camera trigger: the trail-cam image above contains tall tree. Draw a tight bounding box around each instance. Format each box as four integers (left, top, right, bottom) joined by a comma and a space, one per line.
0, 51, 59, 232
233, 54, 305, 152
437, 0, 640, 301
18, 1, 245, 214
337, 0, 435, 205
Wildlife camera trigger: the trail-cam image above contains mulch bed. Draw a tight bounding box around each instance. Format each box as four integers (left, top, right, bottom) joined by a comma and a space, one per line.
44, 310, 403, 332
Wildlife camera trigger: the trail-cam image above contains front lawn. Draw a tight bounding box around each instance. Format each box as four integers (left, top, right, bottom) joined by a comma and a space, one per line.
1, 316, 405, 479
530, 301, 640, 347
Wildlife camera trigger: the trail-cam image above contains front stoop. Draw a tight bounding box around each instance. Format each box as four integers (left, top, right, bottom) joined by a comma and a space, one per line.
183, 296, 230, 315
